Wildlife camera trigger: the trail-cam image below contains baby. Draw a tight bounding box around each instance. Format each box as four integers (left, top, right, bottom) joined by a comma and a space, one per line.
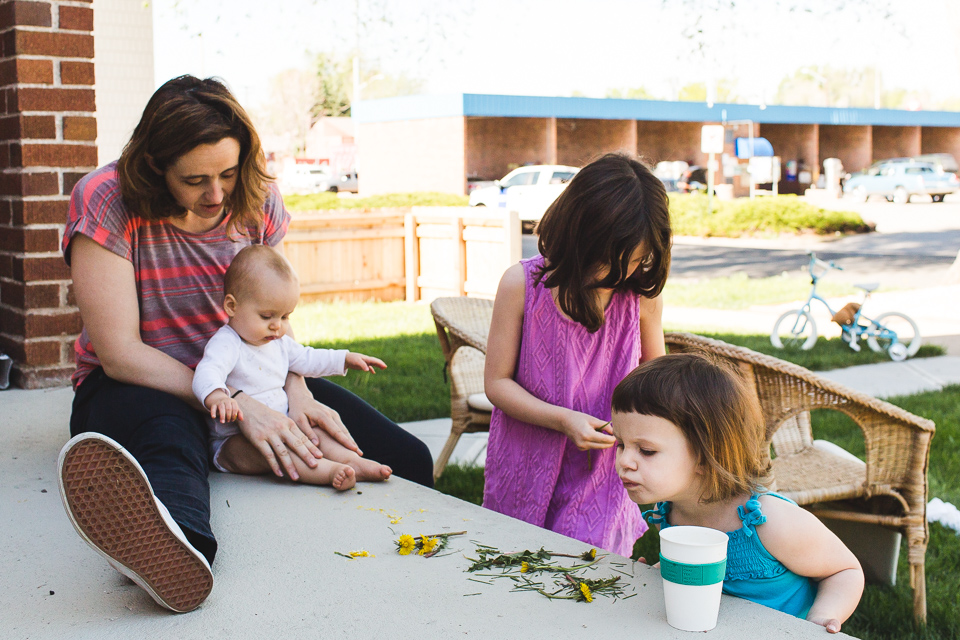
192, 244, 391, 490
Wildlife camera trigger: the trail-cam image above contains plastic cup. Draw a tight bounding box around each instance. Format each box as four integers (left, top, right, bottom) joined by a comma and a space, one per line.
658, 525, 729, 632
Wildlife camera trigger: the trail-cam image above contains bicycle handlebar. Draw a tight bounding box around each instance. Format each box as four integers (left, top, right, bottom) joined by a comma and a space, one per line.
807, 251, 842, 273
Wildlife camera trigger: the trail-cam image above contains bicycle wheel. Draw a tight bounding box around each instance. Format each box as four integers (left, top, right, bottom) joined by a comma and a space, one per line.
866, 312, 922, 358
771, 309, 818, 351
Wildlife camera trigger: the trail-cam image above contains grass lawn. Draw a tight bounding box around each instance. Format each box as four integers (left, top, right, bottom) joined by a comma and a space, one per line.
663, 271, 862, 310
292, 299, 956, 639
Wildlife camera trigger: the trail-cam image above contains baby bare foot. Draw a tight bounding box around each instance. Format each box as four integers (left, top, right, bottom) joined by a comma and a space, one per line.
332, 464, 356, 491
351, 457, 392, 482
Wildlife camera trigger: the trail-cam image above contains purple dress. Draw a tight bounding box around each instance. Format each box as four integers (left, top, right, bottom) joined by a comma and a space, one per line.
483, 256, 647, 557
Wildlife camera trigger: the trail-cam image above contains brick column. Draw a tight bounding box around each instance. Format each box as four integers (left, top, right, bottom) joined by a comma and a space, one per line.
0, 0, 96, 388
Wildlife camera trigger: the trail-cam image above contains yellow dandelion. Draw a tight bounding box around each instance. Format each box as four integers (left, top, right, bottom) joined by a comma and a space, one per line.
584, 548, 597, 560
579, 582, 593, 603
418, 535, 439, 555
520, 561, 530, 573
349, 550, 373, 558
390, 517, 403, 524
397, 534, 416, 555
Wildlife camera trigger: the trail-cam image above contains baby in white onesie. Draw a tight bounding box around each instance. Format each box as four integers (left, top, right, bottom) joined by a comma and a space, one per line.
192, 245, 390, 490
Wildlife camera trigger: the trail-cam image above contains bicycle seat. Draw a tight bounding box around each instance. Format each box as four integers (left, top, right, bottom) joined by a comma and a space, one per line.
854, 282, 879, 293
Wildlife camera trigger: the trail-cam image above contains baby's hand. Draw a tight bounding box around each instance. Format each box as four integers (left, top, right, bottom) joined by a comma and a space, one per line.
205, 390, 244, 424
808, 617, 842, 634
345, 352, 387, 374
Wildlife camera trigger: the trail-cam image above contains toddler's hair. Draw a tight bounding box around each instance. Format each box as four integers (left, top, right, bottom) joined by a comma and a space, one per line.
535, 153, 671, 332
611, 352, 769, 503
223, 245, 296, 300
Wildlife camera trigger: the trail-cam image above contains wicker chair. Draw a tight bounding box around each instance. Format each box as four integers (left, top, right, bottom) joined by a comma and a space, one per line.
429, 297, 495, 480
664, 332, 935, 622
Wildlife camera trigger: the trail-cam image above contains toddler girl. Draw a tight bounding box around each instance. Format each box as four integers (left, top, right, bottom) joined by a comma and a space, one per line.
192, 244, 392, 490
483, 153, 672, 556
611, 353, 864, 633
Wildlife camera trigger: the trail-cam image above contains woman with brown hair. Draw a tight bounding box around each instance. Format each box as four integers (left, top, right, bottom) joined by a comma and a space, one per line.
56, 75, 432, 613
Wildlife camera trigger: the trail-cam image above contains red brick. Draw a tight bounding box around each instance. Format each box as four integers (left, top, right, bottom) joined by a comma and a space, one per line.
25, 310, 81, 337
1, 280, 60, 308
58, 5, 93, 31
59, 61, 94, 86
62, 171, 86, 194
0, 253, 12, 278
0, 199, 10, 224
0, 306, 25, 334
11, 30, 93, 58
62, 116, 96, 141
23, 171, 59, 196
15, 254, 70, 280
0, 58, 54, 86
0, 225, 59, 252
11, 87, 95, 112
23, 115, 56, 139
65, 282, 74, 306
0, 172, 21, 195
21, 143, 97, 167
12, 198, 67, 224
0, 2, 53, 28
23, 337, 61, 365
7, 143, 18, 167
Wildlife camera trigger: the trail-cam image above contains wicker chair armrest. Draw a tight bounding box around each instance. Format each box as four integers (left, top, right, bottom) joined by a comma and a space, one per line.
430, 297, 494, 354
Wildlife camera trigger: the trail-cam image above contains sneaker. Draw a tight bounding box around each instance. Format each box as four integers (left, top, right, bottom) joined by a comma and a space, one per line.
58, 433, 214, 613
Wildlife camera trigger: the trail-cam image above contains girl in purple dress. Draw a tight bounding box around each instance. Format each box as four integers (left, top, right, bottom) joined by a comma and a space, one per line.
483, 153, 672, 557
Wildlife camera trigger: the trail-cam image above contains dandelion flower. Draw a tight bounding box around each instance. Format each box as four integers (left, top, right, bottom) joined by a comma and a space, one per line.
397, 534, 416, 555
581, 548, 597, 561
349, 550, 373, 558
579, 582, 593, 603
520, 561, 530, 573
419, 535, 439, 555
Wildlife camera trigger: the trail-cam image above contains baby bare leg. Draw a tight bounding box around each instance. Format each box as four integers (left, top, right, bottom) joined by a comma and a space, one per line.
313, 427, 392, 482
218, 435, 356, 490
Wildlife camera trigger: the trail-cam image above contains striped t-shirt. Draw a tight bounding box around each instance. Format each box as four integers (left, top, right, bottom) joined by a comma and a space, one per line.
62, 161, 290, 389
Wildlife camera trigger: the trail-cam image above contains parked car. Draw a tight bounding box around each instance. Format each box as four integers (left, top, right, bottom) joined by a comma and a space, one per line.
468, 165, 579, 225
677, 165, 708, 193
283, 164, 333, 194
330, 170, 358, 193
654, 160, 689, 192
843, 160, 959, 203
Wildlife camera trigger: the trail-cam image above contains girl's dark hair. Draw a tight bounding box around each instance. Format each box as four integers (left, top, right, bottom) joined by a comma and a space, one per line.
116, 75, 272, 233
535, 153, 671, 332
611, 353, 769, 503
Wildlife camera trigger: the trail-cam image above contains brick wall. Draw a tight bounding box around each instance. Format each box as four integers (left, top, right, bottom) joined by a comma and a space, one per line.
0, 0, 96, 388
920, 127, 960, 158
872, 125, 921, 163
465, 117, 552, 182
556, 119, 636, 167
819, 125, 872, 174
636, 120, 704, 167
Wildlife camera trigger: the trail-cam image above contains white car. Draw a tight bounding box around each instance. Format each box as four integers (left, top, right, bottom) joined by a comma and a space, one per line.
468, 165, 579, 224
282, 164, 333, 194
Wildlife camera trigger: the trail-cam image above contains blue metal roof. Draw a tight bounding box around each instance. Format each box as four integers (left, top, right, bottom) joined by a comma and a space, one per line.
353, 93, 960, 128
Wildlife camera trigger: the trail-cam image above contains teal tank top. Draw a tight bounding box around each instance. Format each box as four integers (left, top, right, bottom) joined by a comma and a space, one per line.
643, 493, 817, 619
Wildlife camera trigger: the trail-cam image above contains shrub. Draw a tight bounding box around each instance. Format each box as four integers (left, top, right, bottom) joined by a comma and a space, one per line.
669, 193, 871, 237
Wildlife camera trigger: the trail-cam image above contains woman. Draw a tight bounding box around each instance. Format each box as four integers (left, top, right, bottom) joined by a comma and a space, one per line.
57, 75, 433, 613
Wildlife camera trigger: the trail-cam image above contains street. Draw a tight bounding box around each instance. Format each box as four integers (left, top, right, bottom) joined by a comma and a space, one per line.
522, 194, 960, 289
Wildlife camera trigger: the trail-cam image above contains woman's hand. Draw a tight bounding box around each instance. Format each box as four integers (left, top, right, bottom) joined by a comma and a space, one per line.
285, 374, 362, 455
234, 392, 323, 480
559, 410, 616, 450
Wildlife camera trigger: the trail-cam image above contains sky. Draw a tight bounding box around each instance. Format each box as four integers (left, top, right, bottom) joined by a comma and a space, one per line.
152, 0, 960, 113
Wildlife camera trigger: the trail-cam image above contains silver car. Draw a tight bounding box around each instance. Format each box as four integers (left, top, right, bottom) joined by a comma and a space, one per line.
843, 161, 959, 203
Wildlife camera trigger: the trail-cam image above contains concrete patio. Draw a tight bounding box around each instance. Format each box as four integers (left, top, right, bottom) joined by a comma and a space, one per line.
3, 385, 847, 639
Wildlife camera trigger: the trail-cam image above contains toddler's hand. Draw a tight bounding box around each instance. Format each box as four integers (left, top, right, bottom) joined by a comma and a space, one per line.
808, 618, 842, 634
345, 352, 387, 374
560, 410, 616, 450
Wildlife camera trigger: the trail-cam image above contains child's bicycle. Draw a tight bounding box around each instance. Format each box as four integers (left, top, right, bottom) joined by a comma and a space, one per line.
770, 252, 922, 361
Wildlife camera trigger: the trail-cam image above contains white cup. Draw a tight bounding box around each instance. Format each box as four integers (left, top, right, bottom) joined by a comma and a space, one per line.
659, 525, 729, 632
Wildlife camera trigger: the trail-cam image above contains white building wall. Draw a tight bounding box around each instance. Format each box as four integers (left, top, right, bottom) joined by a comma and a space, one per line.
93, 0, 155, 165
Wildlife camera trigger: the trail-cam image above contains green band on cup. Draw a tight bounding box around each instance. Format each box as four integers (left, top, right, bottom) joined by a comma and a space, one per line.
659, 554, 726, 586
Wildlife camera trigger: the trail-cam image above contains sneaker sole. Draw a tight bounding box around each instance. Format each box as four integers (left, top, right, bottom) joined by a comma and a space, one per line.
58, 434, 213, 613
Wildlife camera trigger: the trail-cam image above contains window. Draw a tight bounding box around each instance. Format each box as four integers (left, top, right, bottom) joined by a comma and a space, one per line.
905, 166, 933, 174
549, 171, 576, 184
501, 171, 540, 188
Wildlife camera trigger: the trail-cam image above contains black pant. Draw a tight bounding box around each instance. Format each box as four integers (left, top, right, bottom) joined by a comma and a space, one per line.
70, 369, 435, 566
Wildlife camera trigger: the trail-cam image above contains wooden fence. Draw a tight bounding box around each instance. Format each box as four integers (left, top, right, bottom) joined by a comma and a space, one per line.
283, 207, 521, 303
